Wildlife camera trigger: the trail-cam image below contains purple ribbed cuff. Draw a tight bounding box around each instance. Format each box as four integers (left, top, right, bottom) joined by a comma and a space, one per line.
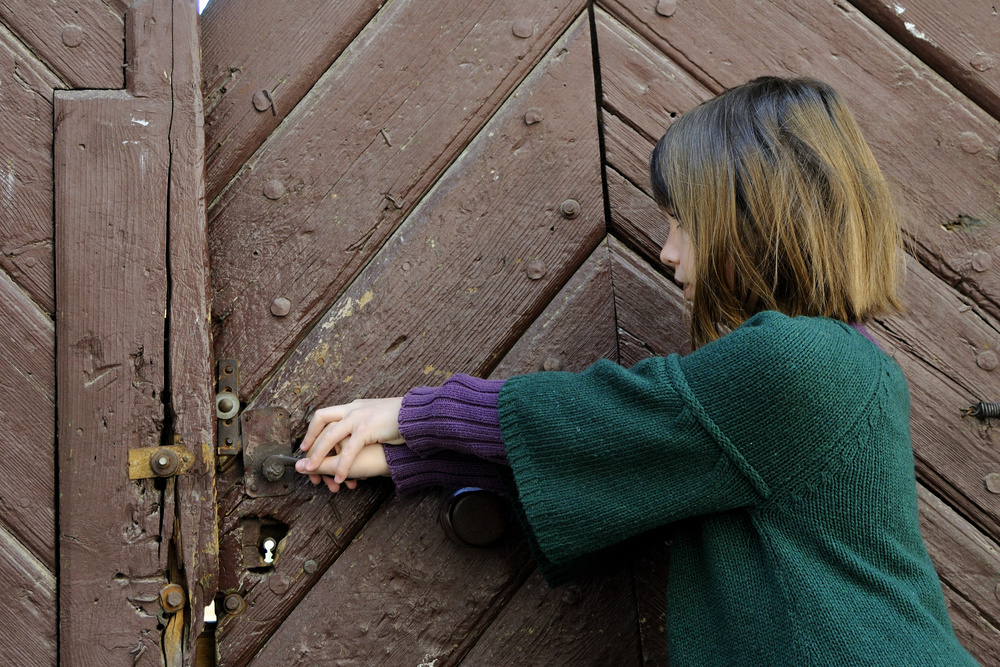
397, 374, 508, 464
384, 445, 506, 496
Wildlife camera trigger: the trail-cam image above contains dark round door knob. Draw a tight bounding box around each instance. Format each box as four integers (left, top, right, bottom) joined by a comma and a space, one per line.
439, 487, 509, 547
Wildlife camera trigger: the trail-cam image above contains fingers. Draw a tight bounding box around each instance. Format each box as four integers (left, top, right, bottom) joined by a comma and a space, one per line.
301, 421, 352, 472
299, 405, 348, 452
333, 433, 366, 484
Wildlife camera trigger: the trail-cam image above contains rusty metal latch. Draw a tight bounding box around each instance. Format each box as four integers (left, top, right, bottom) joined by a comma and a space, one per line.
216, 360, 297, 498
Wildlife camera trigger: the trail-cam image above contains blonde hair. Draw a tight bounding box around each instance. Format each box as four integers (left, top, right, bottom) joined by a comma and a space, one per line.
650, 76, 903, 349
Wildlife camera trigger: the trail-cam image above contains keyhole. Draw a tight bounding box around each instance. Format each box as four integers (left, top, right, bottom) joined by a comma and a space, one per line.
262, 537, 276, 564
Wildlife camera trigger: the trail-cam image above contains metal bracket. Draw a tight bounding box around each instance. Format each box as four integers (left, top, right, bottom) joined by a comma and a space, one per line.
217, 359, 241, 457
242, 407, 295, 498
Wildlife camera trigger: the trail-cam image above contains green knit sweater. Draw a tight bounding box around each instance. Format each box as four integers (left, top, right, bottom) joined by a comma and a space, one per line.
497, 311, 977, 666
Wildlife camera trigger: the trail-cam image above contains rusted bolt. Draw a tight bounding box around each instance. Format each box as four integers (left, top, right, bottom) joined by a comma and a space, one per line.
970, 52, 994, 72
959, 132, 984, 155
977, 350, 998, 371
526, 259, 547, 280
542, 357, 562, 371
303, 559, 318, 574
23, 256, 36, 268
270, 297, 292, 317
252, 90, 272, 112
223, 593, 246, 615
524, 109, 544, 125
263, 179, 286, 200
269, 574, 290, 595
560, 199, 581, 219
971, 251, 992, 272
512, 19, 533, 39
986, 473, 1000, 494
150, 449, 180, 477
61, 25, 84, 48
655, 0, 677, 17
160, 584, 185, 613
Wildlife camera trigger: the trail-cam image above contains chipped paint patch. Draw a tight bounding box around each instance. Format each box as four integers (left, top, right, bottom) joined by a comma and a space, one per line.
893, 4, 905, 15
131, 117, 150, 126
904, 22, 927, 40
423, 364, 435, 374
358, 290, 374, 309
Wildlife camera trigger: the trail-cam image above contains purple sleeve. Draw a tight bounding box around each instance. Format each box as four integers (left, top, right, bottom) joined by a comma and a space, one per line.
384, 374, 509, 495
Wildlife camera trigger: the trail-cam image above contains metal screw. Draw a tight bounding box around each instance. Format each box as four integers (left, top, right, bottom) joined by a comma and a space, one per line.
61, 25, 84, 47
526, 260, 547, 280
542, 357, 562, 371
655, 0, 677, 17
512, 19, 533, 39
303, 559, 318, 574
560, 199, 581, 219
524, 109, 544, 125
271, 297, 292, 317
149, 449, 180, 477
985, 473, 1000, 494
263, 179, 286, 200
160, 584, 185, 613
977, 350, 998, 371
972, 252, 992, 272
960, 132, 984, 155
223, 593, 245, 615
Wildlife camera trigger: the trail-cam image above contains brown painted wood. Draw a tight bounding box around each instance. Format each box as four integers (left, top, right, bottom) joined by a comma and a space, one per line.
0, 0, 123, 89
0, 23, 63, 314
0, 522, 56, 664
599, 0, 1000, 324
207, 0, 588, 401
200, 0, 384, 201
216, 17, 603, 663
607, 166, 665, 266
849, 0, 1000, 122
460, 567, 640, 665
0, 268, 54, 568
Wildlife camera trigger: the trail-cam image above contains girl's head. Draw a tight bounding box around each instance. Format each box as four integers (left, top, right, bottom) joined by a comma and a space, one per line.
650, 76, 903, 349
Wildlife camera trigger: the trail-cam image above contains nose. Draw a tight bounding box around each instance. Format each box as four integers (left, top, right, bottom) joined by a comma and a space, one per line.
660, 235, 678, 267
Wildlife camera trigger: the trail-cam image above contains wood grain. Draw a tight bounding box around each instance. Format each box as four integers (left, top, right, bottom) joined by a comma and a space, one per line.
849, 0, 1000, 121
0, 0, 123, 89
598, 0, 1000, 323
200, 0, 384, 201
0, 268, 54, 568
0, 522, 56, 665
207, 0, 588, 400
0, 22, 63, 313
55, 89, 170, 666
216, 17, 603, 663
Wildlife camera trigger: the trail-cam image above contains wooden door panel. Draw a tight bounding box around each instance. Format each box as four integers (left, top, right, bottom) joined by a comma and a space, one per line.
207, 0, 587, 401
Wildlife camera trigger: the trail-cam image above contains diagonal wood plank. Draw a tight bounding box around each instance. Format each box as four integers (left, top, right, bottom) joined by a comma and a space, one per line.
201, 0, 384, 201
207, 0, 587, 400
0, 521, 56, 665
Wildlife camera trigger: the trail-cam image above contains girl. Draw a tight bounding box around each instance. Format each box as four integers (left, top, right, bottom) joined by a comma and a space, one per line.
295, 76, 978, 666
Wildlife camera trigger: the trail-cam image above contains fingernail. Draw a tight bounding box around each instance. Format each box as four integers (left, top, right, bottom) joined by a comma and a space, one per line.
295, 461, 306, 472
334, 476, 344, 484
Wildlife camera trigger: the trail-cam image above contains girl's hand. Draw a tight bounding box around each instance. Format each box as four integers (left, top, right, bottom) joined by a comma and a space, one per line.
309, 444, 390, 493
295, 397, 404, 486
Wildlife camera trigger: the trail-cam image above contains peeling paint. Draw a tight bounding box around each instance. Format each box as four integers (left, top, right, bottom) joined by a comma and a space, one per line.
131, 117, 150, 126
893, 4, 905, 15
903, 22, 927, 40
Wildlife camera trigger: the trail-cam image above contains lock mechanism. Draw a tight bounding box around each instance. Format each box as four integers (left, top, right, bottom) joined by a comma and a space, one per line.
216, 359, 297, 498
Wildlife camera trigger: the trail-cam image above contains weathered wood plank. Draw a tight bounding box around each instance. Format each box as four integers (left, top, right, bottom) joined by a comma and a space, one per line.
460, 567, 640, 665
0, 0, 124, 89
207, 0, 588, 400
55, 88, 170, 666
607, 166, 665, 266
0, 269, 54, 568
0, 22, 63, 313
216, 17, 603, 664
0, 522, 56, 665
200, 0, 384, 201
599, 0, 1000, 322
849, 0, 1000, 122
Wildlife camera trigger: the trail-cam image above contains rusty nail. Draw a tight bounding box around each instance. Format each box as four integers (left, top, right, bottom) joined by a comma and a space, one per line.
61, 25, 84, 48
977, 350, 998, 371
959, 132, 984, 155
263, 179, 286, 200
225, 437, 234, 445
526, 259, 547, 280
268, 574, 290, 596
542, 357, 562, 372
270, 297, 292, 317
512, 19, 533, 39
560, 199, 581, 219
149, 448, 180, 477
252, 90, 271, 112
402, 261, 411, 271
303, 559, 318, 574
160, 584, 185, 613
986, 473, 1000, 494
655, 0, 678, 17
971, 251, 991, 273
970, 52, 994, 72
524, 109, 544, 125
561, 586, 581, 605
223, 593, 246, 615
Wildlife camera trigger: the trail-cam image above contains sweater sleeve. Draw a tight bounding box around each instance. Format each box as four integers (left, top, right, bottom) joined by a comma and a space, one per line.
497, 311, 887, 583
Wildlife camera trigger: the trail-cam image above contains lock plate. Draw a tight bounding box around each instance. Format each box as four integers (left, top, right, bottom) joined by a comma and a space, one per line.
242, 407, 294, 497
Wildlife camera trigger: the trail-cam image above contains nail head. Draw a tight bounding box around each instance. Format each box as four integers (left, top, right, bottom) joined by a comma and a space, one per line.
270, 297, 292, 317
560, 199, 581, 219
526, 259, 547, 280
223, 593, 245, 614
976, 350, 998, 371
524, 109, 544, 125
303, 559, 318, 574
23, 257, 36, 268
970, 52, 994, 72
985, 472, 1000, 494
655, 0, 677, 17
269, 574, 290, 595
542, 357, 562, 372
252, 90, 271, 112
61, 25, 84, 48
959, 132, 984, 154
972, 251, 991, 273
512, 19, 533, 39
263, 179, 286, 200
